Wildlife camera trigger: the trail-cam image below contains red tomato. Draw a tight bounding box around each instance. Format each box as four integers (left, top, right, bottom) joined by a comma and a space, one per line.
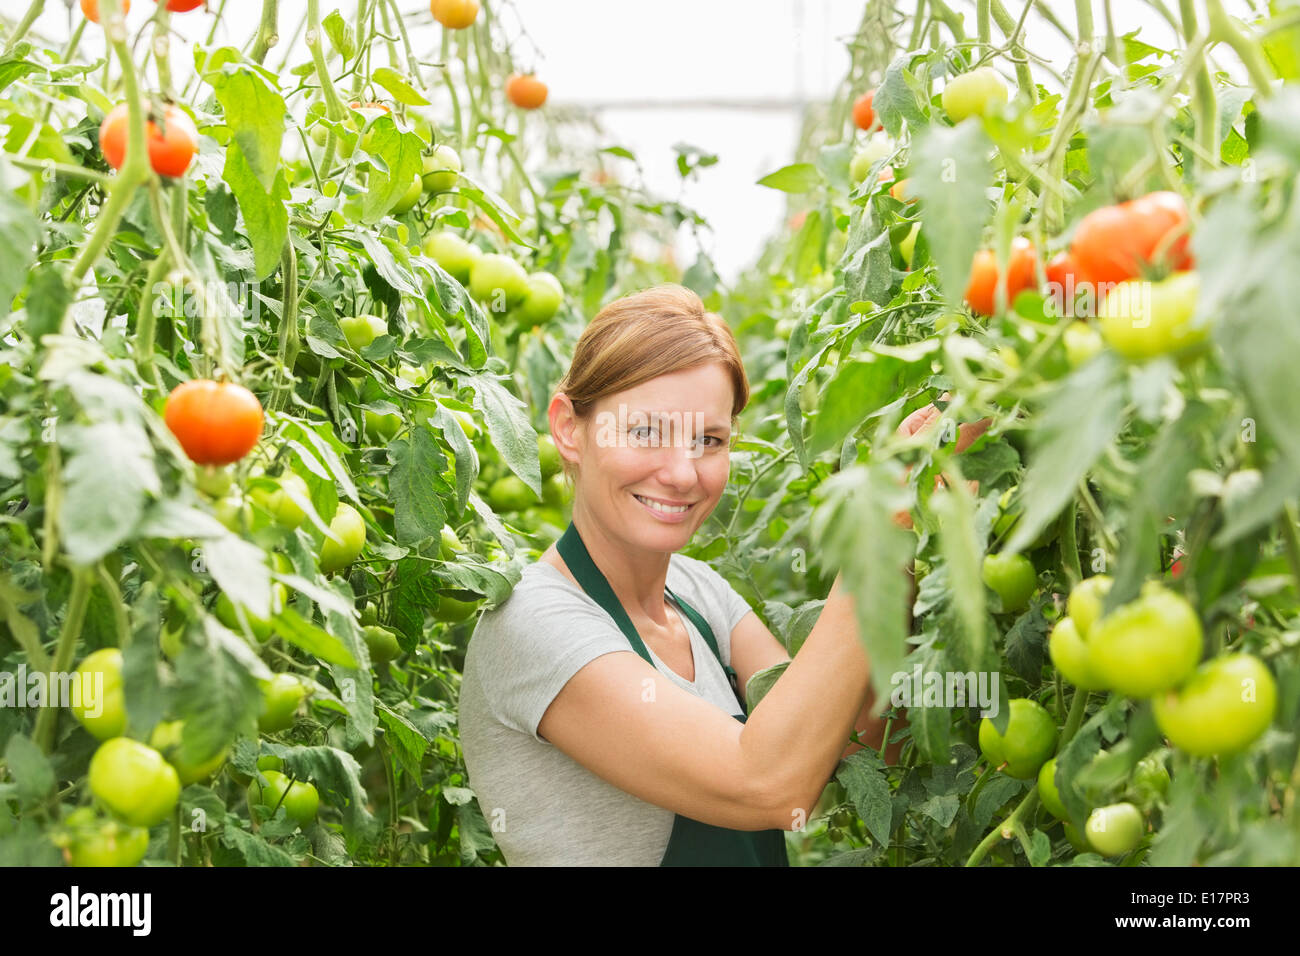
1045, 251, 1085, 313
99, 103, 199, 178
164, 380, 264, 466
853, 90, 877, 131
964, 238, 1038, 316
1070, 191, 1195, 292
157, 0, 204, 9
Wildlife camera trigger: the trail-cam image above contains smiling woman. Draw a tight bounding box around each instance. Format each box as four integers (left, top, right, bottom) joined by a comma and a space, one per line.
457, 284, 893, 866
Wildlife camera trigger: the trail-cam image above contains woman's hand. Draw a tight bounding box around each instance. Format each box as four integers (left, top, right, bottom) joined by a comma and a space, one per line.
893, 397, 991, 529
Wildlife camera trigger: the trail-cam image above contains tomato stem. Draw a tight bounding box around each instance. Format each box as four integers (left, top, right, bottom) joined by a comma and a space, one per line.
32, 566, 92, 754
2, 0, 44, 55
250, 0, 280, 66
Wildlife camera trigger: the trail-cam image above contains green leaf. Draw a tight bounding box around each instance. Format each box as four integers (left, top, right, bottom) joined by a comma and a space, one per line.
1005, 355, 1126, 554
4, 735, 53, 805
208, 65, 290, 280
322, 9, 358, 61
835, 751, 893, 847
372, 67, 430, 106
744, 660, 789, 710
56, 421, 159, 566
874, 53, 928, 138
811, 341, 937, 458
275, 605, 359, 668
465, 373, 542, 497
908, 121, 993, 307
756, 163, 823, 193
387, 427, 452, 548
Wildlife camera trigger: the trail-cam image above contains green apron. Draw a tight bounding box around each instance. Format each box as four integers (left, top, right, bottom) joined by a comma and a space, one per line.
556, 521, 790, 867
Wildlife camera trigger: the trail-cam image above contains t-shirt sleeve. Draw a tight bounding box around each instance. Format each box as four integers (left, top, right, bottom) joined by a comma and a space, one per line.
470, 581, 635, 743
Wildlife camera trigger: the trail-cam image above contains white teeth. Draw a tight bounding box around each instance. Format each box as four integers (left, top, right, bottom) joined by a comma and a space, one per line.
634, 494, 689, 514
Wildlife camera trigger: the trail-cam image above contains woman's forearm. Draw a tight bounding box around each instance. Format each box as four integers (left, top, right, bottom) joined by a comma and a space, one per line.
740, 571, 878, 826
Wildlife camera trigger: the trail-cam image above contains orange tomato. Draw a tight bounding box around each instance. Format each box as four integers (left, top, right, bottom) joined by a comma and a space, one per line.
505, 74, 548, 110
853, 90, 876, 131
81, 0, 131, 23
964, 238, 1038, 316
430, 0, 479, 30
164, 380, 264, 466
99, 103, 199, 178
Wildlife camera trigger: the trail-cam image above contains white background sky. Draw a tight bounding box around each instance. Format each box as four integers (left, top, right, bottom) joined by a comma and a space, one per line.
15, 0, 1263, 283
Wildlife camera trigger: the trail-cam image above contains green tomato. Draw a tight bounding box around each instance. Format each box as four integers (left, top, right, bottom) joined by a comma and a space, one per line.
213, 493, 253, 533
1099, 272, 1205, 361
88, 737, 181, 828
469, 253, 530, 311
433, 593, 482, 624
487, 474, 539, 513
359, 601, 380, 625
249, 769, 317, 825
148, 720, 229, 786
391, 173, 423, 214
1084, 802, 1145, 857
542, 473, 570, 509
981, 552, 1037, 613
942, 66, 1009, 122
1088, 583, 1202, 698
1153, 652, 1278, 757
1129, 754, 1171, 807
215, 582, 286, 643
422, 231, 477, 283
69, 648, 127, 741
365, 408, 402, 442
194, 464, 234, 499
320, 502, 366, 573
258, 673, 309, 733
1037, 757, 1069, 820
538, 434, 562, 479
440, 524, 465, 559
339, 314, 388, 351
1066, 574, 1113, 640
250, 472, 310, 529
1048, 616, 1108, 690
517, 271, 564, 325
978, 698, 1057, 779
1063, 321, 1104, 368
362, 624, 402, 663
421, 145, 462, 193
398, 363, 431, 387
1062, 820, 1091, 853
61, 807, 150, 867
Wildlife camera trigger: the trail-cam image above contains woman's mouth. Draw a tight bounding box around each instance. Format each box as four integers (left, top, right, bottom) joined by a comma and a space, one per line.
632, 492, 694, 519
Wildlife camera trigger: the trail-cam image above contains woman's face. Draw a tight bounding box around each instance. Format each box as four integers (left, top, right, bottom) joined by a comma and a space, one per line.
565, 363, 734, 554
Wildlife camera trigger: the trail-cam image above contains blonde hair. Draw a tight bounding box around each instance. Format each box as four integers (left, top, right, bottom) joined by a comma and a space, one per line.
552, 284, 749, 480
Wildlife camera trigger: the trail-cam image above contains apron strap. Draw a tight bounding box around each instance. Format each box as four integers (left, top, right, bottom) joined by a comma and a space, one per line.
557, 521, 746, 713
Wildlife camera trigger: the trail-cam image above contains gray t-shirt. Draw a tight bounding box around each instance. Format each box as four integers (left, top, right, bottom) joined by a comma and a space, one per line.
458, 553, 757, 866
